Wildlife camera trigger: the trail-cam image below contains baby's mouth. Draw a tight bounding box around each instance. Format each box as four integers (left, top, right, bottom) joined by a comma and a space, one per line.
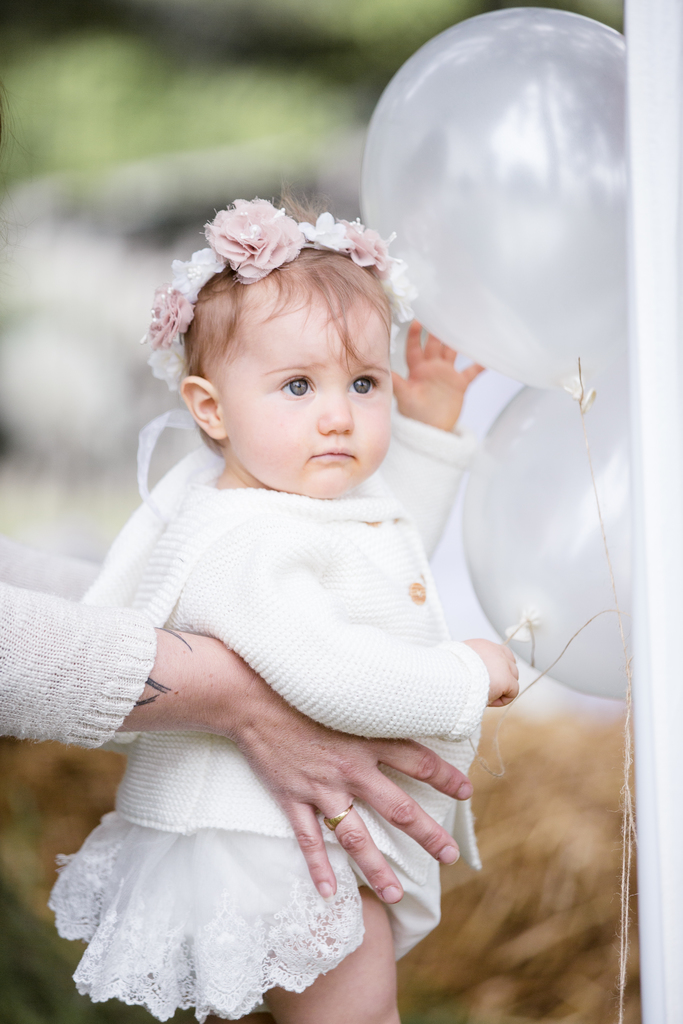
311, 450, 354, 461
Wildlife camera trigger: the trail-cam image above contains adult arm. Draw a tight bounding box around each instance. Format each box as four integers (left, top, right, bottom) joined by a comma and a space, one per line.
123, 630, 473, 903
0, 535, 99, 599
0, 581, 156, 746
0, 541, 475, 902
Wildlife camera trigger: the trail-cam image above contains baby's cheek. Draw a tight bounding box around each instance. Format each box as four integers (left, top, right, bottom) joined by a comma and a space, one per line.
365, 408, 393, 470
254, 419, 305, 479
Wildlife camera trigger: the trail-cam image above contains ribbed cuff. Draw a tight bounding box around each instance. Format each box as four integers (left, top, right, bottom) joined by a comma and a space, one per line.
0, 586, 157, 749
73, 608, 157, 747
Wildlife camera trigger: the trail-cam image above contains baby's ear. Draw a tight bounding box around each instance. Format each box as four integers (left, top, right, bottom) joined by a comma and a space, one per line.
180, 376, 228, 442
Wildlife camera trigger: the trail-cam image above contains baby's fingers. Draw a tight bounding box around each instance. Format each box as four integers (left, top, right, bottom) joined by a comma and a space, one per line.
423, 331, 451, 361
460, 362, 486, 386
405, 320, 424, 372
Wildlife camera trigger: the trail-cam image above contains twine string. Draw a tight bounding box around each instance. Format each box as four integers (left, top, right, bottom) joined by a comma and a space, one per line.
472, 608, 622, 779
471, 360, 635, 1021
575, 360, 636, 1024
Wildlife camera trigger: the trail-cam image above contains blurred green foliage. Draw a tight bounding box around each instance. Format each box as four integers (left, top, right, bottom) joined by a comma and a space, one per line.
1, 33, 351, 181
0, 0, 622, 185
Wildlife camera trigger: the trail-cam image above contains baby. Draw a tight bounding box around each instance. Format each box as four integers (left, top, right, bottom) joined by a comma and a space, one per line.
50, 198, 518, 1024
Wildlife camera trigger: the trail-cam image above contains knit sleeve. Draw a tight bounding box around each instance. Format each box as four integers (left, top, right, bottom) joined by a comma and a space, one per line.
0, 583, 156, 747
179, 521, 489, 742
0, 536, 99, 600
382, 411, 478, 557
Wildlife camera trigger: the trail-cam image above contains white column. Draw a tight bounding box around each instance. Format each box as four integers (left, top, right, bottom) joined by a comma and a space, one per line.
626, 1, 683, 1019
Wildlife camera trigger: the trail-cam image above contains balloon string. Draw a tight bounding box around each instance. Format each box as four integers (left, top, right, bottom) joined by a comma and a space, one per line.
472, 361, 634, 1021
575, 360, 636, 1024
472, 608, 623, 779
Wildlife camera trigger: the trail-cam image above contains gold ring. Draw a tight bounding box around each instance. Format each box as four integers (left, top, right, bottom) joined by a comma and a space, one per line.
323, 805, 354, 832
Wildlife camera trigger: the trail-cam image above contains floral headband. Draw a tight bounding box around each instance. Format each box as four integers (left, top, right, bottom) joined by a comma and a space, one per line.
143, 198, 417, 391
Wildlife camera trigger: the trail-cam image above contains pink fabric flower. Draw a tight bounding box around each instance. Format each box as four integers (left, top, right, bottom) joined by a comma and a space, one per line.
147, 286, 194, 350
339, 220, 392, 279
205, 199, 304, 284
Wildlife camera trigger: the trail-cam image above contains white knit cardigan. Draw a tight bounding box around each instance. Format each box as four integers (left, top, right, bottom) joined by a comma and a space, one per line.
86, 412, 488, 883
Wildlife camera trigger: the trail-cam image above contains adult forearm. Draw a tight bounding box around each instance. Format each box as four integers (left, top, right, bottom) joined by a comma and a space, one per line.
0, 583, 156, 747
0, 536, 99, 600
119, 629, 256, 734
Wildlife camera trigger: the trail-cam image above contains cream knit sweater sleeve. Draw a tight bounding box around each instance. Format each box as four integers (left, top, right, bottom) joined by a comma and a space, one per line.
177, 518, 489, 742
0, 535, 100, 599
382, 412, 478, 558
0, 538, 156, 747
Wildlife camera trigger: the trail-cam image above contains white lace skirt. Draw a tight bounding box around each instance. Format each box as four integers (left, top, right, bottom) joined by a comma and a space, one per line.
49, 812, 366, 1022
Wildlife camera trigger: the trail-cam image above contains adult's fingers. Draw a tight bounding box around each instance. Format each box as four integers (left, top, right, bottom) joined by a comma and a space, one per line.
286, 802, 339, 899
328, 807, 404, 904
348, 766, 461, 866
379, 740, 473, 801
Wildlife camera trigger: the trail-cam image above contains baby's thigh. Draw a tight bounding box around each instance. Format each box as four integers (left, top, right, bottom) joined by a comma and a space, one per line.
266, 887, 399, 1024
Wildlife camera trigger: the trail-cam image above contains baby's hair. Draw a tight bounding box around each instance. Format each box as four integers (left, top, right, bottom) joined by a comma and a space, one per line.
183, 196, 392, 383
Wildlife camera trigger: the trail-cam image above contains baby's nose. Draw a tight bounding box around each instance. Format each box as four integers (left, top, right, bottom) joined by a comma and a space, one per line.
318, 397, 353, 433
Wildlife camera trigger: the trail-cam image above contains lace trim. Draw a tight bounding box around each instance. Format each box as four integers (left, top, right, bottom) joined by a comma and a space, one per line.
49, 828, 364, 1022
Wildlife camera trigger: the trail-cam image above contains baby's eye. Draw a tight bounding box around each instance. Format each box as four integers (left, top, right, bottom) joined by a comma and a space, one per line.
285, 379, 309, 397
352, 377, 373, 394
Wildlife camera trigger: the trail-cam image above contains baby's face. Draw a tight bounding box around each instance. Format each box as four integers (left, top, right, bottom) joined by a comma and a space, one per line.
196, 294, 393, 498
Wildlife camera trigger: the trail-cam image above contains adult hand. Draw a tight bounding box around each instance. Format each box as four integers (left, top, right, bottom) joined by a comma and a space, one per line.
122, 630, 475, 905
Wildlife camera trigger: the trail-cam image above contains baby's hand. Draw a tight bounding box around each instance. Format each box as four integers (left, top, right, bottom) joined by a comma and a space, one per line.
463, 639, 519, 707
392, 321, 485, 432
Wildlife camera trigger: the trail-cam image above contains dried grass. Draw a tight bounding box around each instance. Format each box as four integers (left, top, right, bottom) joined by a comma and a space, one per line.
398, 710, 639, 1023
0, 710, 639, 1023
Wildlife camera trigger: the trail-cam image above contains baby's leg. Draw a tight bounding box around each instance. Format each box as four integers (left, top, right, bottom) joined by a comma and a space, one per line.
205, 888, 398, 1024
265, 886, 400, 1024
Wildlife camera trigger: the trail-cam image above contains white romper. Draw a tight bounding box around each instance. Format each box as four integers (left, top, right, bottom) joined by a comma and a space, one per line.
49, 412, 489, 1022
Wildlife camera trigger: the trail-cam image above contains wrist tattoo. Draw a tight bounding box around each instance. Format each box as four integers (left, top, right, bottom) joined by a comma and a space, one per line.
160, 627, 193, 651
134, 676, 172, 707
134, 629, 194, 707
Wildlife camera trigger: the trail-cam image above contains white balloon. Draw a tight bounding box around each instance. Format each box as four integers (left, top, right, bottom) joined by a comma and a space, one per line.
462, 362, 630, 699
362, 9, 626, 391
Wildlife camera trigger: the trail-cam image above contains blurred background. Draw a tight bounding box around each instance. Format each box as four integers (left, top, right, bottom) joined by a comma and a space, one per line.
0, 1, 637, 1022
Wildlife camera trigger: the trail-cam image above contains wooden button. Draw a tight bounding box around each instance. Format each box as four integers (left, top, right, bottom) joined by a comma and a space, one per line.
409, 582, 426, 605
364, 521, 382, 528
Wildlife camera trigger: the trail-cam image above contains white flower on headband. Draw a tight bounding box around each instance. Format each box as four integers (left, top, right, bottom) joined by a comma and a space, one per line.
382, 258, 418, 323
299, 212, 352, 253
172, 248, 225, 304
148, 339, 186, 392
141, 198, 418, 390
